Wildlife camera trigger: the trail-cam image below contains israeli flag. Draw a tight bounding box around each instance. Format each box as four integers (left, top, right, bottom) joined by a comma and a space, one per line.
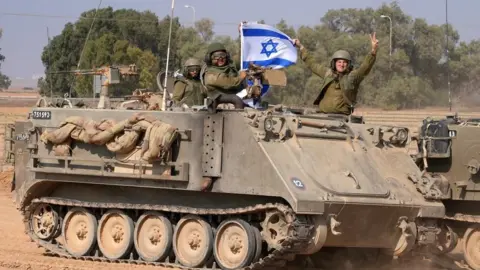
238, 22, 297, 108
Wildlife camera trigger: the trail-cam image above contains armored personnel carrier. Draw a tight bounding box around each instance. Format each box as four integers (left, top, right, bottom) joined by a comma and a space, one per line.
3, 60, 459, 269
6, 92, 458, 269
411, 114, 480, 270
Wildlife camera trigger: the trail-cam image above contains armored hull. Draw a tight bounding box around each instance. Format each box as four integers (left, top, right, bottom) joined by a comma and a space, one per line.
9, 106, 446, 269
412, 116, 480, 270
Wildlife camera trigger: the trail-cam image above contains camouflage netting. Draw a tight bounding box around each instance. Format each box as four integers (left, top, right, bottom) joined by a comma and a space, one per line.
40, 113, 179, 162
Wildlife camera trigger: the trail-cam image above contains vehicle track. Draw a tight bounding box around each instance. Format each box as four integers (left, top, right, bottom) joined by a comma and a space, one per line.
0, 169, 171, 270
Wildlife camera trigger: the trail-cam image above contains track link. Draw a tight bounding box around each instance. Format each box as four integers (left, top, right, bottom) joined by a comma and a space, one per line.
22, 197, 315, 270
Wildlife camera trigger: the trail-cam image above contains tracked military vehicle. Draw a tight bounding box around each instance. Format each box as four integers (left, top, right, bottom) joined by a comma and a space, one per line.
6, 66, 456, 269
411, 114, 480, 270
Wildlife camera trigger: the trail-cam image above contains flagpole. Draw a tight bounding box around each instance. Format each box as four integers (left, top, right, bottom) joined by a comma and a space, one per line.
239, 21, 244, 70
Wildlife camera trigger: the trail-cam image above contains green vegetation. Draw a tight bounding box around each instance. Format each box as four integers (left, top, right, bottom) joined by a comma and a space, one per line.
0, 29, 12, 90
38, 3, 480, 109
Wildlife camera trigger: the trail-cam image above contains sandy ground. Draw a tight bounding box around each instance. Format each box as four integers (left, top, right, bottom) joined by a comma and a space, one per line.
0, 92, 39, 97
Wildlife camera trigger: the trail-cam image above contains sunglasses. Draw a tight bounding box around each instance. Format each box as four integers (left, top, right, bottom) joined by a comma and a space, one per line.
187, 66, 200, 72
212, 52, 227, 60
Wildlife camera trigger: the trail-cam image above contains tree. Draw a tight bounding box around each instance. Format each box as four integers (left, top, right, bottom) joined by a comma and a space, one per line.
0, 29, 11, 90
40, 8, 167, 97
195, 18, 215, 42
40, 4, 480, 109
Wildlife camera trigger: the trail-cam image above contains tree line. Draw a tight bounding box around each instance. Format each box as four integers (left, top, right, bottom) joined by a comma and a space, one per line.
0, 29, 12, 90
35, 2, 480, 110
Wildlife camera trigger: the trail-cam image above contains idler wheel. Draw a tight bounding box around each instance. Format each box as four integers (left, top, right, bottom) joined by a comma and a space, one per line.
213, 219, 257, 269
62, 207, 97, 256
173, 214, 213, 267
97, 209, 134, 260
30, 203, 60, 241
134, 211, 173, 262
299, 215, 328, 255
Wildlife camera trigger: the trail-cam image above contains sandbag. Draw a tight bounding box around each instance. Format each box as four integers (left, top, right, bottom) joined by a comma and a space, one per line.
40, 113, 179, 163
53, 138, 72, 156
106, 130, 141, 154
40, 123, 77, 144
96, 119, 116, 131
90, 119, 127, 145
141, 120, 179, 162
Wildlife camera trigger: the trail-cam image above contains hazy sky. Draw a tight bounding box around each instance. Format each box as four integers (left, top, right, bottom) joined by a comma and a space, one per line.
0, 0, 478, 87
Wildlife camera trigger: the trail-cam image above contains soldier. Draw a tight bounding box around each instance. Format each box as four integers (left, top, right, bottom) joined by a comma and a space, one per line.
172, 58, 206, 107
201, 42, 246, 109
293, 32, 379, 115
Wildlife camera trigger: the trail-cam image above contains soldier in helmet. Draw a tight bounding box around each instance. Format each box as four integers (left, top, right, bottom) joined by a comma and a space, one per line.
293, 32, 379, 115
201, 42, 246, 109
172, 57, 206, 107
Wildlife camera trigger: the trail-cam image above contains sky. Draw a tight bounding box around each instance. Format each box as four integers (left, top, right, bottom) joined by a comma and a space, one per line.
0, 0, 478, 87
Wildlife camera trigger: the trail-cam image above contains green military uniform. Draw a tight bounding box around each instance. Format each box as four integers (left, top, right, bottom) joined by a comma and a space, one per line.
300, 47, 376, 115
172, 58, 206, 107
201, 43, 245, 100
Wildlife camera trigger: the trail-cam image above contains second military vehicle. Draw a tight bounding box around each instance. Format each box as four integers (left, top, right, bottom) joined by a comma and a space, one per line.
410, 114, 480, 270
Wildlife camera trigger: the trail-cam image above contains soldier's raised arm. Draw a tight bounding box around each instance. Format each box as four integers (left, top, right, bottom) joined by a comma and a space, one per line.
350, 32, 378, 84
293, 39, 329, 78
204, 70, 247, 94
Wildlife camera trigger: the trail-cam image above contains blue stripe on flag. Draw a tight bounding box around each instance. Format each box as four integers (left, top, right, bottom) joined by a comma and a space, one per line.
242, 58, 296, 70
242, 29, 291, 41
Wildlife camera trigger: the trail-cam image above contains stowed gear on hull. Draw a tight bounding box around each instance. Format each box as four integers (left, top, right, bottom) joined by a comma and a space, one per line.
9, 105, 451, 269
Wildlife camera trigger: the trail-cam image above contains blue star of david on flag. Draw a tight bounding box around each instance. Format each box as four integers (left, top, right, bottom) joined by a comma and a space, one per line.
240, 22, 297, 70
260, 39, 279, 58
238, 22, 298, 108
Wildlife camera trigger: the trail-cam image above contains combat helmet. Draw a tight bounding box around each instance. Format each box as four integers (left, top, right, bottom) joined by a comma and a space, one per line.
330, 50, 353, 71
184, 58, 202, 68
204, 42, 230, 65
183, 57, 202, 78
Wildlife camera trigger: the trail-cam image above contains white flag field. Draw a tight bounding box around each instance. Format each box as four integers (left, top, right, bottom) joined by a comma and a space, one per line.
238, 22, 298, 107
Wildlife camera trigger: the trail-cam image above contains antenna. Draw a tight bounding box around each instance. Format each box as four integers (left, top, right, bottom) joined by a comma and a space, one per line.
68, 0, 103, 98
162, 0, 176, 111
445, 0, 451, 112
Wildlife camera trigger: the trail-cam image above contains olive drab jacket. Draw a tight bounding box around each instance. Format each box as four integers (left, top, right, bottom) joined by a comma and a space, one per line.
202, 64, 244, 100
300, 47, 376, 115
172, 76, 206, 107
